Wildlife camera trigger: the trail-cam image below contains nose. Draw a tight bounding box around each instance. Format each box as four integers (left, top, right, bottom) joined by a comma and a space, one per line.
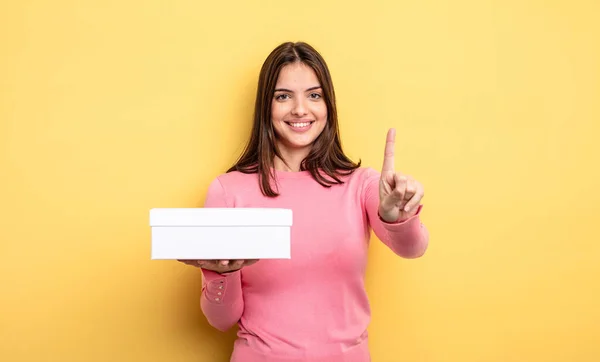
291, 98, 308, 116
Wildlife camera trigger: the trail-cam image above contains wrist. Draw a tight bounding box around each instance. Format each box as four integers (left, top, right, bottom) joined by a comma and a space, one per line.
378, 207, 399, 223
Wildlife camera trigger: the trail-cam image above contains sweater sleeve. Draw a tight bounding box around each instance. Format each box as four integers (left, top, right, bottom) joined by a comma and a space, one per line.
363, 168, 430, 259
198, 177, 244, 332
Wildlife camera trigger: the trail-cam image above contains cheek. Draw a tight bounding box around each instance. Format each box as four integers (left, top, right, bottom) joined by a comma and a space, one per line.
271, 102, 287, 121
314, 103, 328, 121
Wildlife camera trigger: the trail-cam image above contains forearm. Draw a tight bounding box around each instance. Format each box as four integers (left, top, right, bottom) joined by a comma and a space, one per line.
200, 269, 244, 331
374, 204, 429, 258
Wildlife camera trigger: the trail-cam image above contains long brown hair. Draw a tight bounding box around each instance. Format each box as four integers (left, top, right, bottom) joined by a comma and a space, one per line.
227, 41, 360, 197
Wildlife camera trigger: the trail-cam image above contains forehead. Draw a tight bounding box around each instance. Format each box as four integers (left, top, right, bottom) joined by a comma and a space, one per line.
275, 62, 320, 88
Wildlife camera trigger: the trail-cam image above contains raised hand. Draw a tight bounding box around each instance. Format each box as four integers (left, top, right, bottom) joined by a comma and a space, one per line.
378, 128, 424, 222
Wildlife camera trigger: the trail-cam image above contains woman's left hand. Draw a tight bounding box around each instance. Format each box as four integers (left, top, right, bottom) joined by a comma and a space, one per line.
378, 128, 425, 223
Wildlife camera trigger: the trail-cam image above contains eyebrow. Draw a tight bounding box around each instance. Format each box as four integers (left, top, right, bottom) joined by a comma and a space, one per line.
274, 86, 322, 92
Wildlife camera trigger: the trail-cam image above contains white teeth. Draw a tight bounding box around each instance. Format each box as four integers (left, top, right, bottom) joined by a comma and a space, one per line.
289, 122, 311, 128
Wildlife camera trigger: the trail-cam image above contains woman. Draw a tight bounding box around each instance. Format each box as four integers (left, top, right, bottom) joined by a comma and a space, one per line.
180, 41, 429, 362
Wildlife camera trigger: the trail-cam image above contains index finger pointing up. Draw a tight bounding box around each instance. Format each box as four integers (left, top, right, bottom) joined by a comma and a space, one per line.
381, 128, 396, 173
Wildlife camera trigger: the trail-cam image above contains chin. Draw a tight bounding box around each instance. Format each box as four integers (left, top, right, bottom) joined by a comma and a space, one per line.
284, 132, 320, 147
282, 140, 315, 150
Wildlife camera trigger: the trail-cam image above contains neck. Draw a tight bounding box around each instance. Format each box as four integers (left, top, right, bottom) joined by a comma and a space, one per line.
274, 143, 311, 172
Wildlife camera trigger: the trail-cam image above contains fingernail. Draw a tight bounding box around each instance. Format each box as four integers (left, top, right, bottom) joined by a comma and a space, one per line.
404, 206, 410, 212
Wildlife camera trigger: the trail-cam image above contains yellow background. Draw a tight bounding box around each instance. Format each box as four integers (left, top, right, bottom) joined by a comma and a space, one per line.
1, 0, 599, 361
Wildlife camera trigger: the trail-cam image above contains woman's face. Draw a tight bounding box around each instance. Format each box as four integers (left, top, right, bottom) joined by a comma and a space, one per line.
271, 62, 327, 154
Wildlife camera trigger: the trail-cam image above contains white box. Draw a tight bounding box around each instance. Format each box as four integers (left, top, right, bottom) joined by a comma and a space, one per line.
149, 208, 292, 260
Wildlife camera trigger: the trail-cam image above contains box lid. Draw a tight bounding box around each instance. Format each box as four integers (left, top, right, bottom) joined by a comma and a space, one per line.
149, 208, 293, 227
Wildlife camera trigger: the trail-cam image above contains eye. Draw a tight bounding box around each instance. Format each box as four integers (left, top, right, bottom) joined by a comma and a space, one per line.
309, 93, 322, 99
275, 93, 290, 100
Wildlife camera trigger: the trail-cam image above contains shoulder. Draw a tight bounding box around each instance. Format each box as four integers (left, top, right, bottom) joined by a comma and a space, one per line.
343, 166, 380, 185
326, 167, 380, 197
207, 170, 260, 197
215, 170, 256, 184
208, 170, 257, 190
342, 167, 381, 203
204, 171, 260, 207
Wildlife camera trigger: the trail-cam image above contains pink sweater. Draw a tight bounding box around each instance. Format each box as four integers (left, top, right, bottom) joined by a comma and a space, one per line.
199, 167, 429, 362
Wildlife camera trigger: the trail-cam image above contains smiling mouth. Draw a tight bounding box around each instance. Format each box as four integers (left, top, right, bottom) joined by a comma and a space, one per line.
285, 121, 315, 128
